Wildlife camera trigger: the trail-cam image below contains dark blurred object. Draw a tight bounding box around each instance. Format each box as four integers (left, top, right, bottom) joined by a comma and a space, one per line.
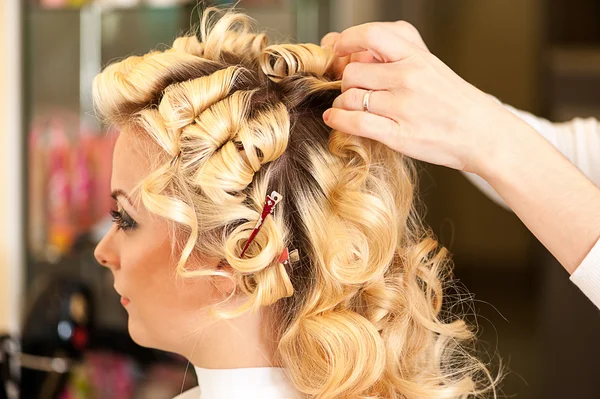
19, 271, 196, 398
0, 360, 6, 399
546, 0, 600, 121
0, 337, 8, 399
1, 335, 20, 399
536, 254, 600, 399
20, 276, 93, 399
548, 0, 600, 45
543, 2, 600, 396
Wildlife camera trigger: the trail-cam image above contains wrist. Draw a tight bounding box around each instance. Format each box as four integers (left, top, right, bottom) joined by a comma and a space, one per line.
470, 109, 538, 183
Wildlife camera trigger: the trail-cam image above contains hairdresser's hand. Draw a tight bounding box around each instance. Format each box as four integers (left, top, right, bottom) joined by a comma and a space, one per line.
322, 22, 600, 279
321, 21, 526, 175
320, 23, 429, 78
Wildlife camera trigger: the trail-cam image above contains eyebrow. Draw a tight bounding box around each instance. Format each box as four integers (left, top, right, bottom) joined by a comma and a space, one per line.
111, 189, 134, 207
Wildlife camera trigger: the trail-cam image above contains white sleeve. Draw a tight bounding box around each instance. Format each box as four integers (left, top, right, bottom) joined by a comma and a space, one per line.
502, 103, 600, 185
570, 238, 600, 310
463, 102, 600, 209
462, 101, 600, 309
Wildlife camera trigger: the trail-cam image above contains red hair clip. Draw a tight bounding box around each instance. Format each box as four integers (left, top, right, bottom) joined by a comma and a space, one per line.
240, 191, 283, 258
240, 191, 299, 267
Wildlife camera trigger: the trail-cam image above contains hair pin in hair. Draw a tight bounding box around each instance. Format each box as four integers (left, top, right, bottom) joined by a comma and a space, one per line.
240, 191, 282, 258
278, 247, 300, 269
238, 191, 300, 273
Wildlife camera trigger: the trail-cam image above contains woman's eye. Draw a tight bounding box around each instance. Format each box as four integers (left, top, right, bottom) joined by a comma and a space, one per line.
110, 209, 138, 231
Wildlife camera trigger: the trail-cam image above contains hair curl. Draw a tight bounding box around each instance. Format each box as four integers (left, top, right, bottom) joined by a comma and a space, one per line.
93, 7, 500, 399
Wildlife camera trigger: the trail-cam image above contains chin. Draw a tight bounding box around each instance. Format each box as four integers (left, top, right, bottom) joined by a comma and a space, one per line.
127, 317, 156, 349
127, 317, 175, 354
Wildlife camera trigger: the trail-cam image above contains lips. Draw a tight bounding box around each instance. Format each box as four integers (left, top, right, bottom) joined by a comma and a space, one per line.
114, 286, 130, 307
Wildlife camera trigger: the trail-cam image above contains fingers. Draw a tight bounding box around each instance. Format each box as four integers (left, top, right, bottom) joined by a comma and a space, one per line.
350, 50, 376, 64
322, 22, 427, 53
330, 56, 351, 80
341, 62, 398, 92
321, 32, 350, 79
323, 108, 403, 151
320, 32, 339, 48
334, 22, 420, 62
332, 88, 395, 117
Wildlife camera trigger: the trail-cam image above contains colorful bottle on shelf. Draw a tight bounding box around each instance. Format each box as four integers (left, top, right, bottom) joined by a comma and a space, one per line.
47, 119, 75, 260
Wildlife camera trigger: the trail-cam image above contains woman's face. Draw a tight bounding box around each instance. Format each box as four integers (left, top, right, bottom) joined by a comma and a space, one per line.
93, 129, 222, 353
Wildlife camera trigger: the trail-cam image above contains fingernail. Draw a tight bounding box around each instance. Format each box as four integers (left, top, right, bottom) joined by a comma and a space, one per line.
323, 109, 331, 122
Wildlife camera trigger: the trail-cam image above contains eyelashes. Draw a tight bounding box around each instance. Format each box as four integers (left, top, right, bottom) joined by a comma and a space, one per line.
110, 209, 138, 231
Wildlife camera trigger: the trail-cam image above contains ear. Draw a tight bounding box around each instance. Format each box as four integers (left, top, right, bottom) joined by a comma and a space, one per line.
210, 259, 238, 298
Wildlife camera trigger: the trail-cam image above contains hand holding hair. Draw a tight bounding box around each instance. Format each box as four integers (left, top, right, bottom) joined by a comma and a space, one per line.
321, 21, 520, 176
321, 21, 600, 283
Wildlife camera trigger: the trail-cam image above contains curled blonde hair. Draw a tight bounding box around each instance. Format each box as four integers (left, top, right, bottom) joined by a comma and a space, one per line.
93, 7, 499, 398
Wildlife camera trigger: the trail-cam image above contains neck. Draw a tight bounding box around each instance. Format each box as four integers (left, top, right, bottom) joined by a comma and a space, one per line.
182, 303, 281, 369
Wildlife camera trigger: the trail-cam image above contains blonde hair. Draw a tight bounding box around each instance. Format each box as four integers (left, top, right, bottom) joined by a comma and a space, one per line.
93, 7, 499, 399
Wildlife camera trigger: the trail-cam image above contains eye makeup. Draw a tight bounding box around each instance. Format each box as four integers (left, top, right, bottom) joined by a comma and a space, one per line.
110, 189, 138, 231
110, 208, 138, 231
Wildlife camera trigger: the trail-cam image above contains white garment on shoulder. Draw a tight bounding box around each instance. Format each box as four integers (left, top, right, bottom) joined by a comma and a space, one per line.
462, 101, 600, 310
173, 367, 306, 399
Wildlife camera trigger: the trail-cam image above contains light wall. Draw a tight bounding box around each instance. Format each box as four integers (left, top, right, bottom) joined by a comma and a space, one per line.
0, 0, 24, 335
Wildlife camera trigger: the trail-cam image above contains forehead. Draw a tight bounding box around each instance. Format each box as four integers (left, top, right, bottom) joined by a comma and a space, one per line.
111, 128, 153, 196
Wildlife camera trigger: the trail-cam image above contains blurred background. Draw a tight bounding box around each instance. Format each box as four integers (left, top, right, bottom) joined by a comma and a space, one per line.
1, 0, 599, 398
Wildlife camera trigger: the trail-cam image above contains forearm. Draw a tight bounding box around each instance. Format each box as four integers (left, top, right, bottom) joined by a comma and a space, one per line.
479, 115, 600, 274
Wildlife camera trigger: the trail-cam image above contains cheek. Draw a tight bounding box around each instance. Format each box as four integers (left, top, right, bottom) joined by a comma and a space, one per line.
120, 233, 234, 351
122, 234, 217, 315
121, 232, 178, 301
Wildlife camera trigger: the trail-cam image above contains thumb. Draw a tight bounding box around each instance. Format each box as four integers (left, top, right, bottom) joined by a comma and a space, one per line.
320, 32, 340, 49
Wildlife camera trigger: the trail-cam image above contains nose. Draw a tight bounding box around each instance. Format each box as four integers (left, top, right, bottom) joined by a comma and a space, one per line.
94, 227, 120, 271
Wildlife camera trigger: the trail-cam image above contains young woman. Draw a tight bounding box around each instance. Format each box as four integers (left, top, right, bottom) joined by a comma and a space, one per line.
93, 8, 497, 399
